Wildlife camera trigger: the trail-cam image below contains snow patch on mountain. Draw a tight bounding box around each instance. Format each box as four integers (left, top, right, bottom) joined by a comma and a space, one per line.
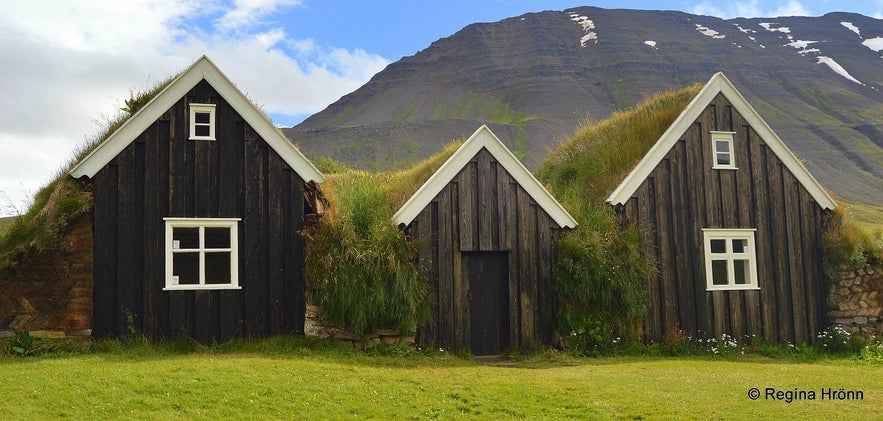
568, 12, 597, 47
840, 22, 861, 37
786, 40, 821, 55
734, 24, 757, 42
817, 56, 863, 85
759, 22, 791, 34
862, 37, 883, 53
695, 24, 725, 39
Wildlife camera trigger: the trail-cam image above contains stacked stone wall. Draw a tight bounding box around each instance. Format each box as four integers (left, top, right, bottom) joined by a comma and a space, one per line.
304, 303, 416, 349
828, 264, 882, 337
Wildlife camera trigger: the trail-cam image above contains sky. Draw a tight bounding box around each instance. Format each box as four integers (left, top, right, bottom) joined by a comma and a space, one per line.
1, 0, 881, 216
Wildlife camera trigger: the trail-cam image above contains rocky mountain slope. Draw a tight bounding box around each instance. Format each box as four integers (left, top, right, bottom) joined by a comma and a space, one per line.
283, 7, 883, 206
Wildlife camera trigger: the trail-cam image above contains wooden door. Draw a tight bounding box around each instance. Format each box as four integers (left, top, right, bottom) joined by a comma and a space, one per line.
466, 252, 510, 355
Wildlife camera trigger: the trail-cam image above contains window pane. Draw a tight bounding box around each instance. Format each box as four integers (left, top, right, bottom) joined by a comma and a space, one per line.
734, 259, 749, 284
715, 140, 730, 153
195, 112, 211, 124
194, 125, 210, 137
710, 239, 726, 253
732, 239, 748, 253
205, 227, 231, 249
711, 260, 728, 285
205, 252, 231, 284
716, 153, 730, 165
173, 252, 199, 284
173, 227, 199, 249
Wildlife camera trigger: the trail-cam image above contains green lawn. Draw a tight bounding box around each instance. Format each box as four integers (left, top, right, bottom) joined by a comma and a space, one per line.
0, 344, 879, 419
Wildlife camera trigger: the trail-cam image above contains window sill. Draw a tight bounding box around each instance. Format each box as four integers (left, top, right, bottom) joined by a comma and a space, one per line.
711, 166, 738, 170
706, 286, 760, 291
188, 136, 216, 141
164, 285, 242, 291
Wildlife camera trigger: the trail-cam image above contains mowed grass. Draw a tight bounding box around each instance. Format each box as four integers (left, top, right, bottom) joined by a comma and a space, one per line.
0, 343, 880, 419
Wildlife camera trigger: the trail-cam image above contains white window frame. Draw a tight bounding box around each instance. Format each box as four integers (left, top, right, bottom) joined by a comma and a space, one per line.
189, 103, 216, 141
164, 217, 241, 290
702, 228, 759, 291
710, 131, 737, 170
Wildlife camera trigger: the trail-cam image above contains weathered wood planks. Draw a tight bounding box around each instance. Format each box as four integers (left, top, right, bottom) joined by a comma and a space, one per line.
90, 80, 309, 341
411, 148, 563, 353
623, 93, 830, 345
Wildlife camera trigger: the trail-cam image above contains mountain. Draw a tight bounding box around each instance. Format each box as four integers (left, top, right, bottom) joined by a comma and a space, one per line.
283, 7, 883, 207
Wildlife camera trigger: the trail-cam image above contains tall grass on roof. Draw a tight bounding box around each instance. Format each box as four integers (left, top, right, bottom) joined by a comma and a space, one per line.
0, 77, 174, 277
822, 204, 883, 276
536, 84, 702, 351
304, 142, 461, 338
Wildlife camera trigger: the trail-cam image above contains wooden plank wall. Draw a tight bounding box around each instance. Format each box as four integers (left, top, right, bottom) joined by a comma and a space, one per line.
90, 80, 306, 342
620, 93, 827, 345
411, 148, 561, 351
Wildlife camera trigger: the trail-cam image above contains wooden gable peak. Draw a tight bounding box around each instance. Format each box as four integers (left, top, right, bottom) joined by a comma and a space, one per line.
69, 55, 325, 184
394, 125, 578, 228
606, 72, 836, 210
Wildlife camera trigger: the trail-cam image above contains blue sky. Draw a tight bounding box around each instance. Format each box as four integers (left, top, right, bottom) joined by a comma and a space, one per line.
0, 0, 881, 215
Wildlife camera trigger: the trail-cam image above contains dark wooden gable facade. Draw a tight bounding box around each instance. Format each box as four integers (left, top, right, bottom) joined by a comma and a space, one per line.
607, 73, 837, 345
70, 57, 324, 342
395, 126, 577, 355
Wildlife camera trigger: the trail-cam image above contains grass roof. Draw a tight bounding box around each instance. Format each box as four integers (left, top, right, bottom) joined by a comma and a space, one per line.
304, 141, 464, 337
316, 140, 463, 223
536, 83, 703, 216
533, 84, 703, 341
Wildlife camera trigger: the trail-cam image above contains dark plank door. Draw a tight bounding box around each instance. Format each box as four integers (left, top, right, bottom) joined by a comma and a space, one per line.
466, 252, 510, 355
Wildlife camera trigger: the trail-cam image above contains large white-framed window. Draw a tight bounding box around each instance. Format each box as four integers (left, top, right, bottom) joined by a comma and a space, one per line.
164, 218, 240, 290
702, 228, 758, 291
189, 103, 216, 140
710, 131, 737, 170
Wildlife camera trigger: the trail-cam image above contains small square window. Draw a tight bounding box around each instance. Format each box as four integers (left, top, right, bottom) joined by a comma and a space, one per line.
703, 229, 758, 291
164, 218, 240, 290
710, 131, 736, 170
189, 104, 216, 140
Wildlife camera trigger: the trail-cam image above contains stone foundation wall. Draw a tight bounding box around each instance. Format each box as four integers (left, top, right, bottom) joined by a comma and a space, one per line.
304, 303, 415, 349
0, 214, 93, 339
828, 264, 882, 337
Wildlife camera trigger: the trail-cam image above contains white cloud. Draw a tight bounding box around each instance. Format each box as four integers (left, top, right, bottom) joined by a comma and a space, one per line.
772, 1, 810, 17
0, 0, 387, 216
216, 0, 303, 31
1, 0, 202, 52
691, 0, 809, 18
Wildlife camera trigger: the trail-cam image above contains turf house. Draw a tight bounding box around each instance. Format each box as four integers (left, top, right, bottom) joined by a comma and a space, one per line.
394, 125, 577, 355
57, 56, 324, 342
605, 72, 837, 345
